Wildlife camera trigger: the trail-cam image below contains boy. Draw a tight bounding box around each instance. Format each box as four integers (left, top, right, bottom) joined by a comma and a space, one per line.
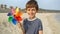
23, 0, 43, 34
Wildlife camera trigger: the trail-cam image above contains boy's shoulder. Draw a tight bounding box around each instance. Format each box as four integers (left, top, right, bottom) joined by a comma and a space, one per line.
34, 18, 41, 22
23, 18, 28, 22
23, 18, 27, 21
36, 18, 41, 21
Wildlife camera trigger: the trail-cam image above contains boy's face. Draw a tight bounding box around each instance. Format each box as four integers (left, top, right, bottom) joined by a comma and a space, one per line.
26, 7, 37, 19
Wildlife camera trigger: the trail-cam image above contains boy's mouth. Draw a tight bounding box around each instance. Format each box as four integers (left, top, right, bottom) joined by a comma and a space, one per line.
28, 13, 34, 15
28, 13, 35, 17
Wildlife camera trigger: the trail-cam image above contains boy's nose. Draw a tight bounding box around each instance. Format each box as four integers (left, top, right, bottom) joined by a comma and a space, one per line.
30, 10, 33, 13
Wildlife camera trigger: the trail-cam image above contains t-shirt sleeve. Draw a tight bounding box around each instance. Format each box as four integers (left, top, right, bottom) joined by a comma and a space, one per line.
38, 20, 43, 30
23, 19, 27, 32
23, 19, 26, 30
23, 19, 25, 28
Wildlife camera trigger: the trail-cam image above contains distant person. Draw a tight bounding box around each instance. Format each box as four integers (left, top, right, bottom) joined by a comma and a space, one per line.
22, 0, 43, 34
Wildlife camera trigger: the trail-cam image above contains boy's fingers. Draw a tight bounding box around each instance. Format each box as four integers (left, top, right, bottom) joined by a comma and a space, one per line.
17, 22, 22, 28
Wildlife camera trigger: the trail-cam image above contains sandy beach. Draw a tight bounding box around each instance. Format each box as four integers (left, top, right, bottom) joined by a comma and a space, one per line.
0, 13, 60, 34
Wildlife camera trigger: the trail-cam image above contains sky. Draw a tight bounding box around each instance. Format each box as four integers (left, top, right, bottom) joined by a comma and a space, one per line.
0, 0, 60, 10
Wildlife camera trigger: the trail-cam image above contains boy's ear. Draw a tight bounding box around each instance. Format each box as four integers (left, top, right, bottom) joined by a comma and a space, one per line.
36, 10, 38, 13
25, 8, 26, 13
25, 9, 26, 11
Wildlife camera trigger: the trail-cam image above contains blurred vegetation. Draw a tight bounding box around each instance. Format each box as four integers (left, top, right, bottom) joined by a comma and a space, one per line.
0, 4, 60, 13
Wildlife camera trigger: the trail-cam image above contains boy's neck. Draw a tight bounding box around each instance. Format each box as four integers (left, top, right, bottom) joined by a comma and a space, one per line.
29, 16, 35, 20
28, 16, 37, 21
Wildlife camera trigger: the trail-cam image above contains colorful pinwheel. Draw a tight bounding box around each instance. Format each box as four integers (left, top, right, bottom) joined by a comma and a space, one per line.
7, 8, 23, 25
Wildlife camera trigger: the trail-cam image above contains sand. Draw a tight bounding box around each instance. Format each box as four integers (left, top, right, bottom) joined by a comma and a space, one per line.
0, 13, 60, 34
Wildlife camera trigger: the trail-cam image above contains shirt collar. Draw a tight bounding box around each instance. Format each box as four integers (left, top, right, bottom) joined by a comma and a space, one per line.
27, 17, 37, 21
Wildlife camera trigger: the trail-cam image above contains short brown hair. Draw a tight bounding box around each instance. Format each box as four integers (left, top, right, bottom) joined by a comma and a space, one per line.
26, 0, 39, 11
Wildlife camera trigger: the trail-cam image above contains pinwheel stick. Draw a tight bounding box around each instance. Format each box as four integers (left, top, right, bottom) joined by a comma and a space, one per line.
17, 22, 22, 28
17, 22, 25, 34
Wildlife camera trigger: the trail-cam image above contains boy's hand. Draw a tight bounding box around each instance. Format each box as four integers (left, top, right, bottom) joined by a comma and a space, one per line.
17, 22, 25, 34
39, 30, 43, 34
17, 22, 22, 28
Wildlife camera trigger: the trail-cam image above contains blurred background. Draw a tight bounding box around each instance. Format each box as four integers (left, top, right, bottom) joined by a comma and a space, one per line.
0, 0, 60, 34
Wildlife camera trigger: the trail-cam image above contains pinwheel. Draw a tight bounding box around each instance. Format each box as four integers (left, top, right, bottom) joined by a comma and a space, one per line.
7, 8, 23, 25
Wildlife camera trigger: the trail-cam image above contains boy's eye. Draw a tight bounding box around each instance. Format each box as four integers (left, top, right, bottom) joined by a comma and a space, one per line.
27, 8, 36, 11
27, 9, 30, 11
32, 9, 35, 11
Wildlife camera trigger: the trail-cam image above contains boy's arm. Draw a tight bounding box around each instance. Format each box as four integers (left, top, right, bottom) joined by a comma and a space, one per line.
38, 20, 43, 34
39, 30, 43, 34
21, 24, 25, 34
17, 22, 25, 34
